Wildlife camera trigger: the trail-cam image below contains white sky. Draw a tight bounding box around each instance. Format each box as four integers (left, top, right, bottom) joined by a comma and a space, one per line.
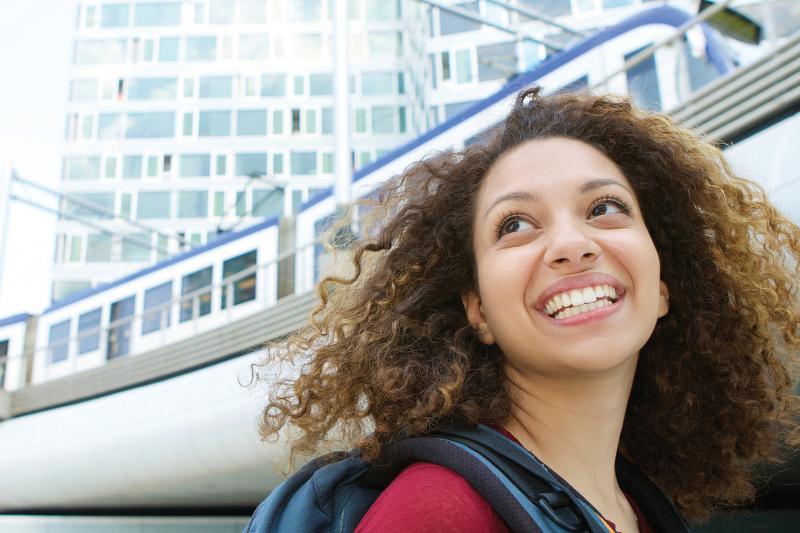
0, 0, 77, 317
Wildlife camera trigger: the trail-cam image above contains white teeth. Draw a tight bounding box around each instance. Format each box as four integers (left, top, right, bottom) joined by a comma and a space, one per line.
610, 286, 617, 299
582, 287, 597, 303
588, 302, 597, 311
570, 289, 584, 306
594, 285, 605, 298
554, 294, 562, 309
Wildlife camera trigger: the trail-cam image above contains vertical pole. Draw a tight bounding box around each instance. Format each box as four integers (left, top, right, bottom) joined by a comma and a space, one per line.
333, 0, 351, 206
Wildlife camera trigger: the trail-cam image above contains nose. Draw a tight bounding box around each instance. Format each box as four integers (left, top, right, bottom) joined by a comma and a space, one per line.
542, 217, 601, 268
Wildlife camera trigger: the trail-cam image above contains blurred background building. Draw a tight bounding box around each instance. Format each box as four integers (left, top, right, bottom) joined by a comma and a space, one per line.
1, 0, 799, 531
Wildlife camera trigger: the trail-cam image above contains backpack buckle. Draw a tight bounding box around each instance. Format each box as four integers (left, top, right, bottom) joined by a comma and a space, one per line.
534, 491, 585, 532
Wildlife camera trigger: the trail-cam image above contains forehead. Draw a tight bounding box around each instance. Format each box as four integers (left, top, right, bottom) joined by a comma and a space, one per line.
477, 137, 630, 208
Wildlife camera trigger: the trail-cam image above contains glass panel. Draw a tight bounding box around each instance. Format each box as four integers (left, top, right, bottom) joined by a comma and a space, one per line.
602, 0, 634, 8
64, 156, 101, 180
70, 79, 98, 102
122, 155, 142, 179
371, 106, 394, 134
241, 0, 268, 23
134, 2, 181, 26
321, 108, 333, 134
142, 281, 172, 334
77, 308, 101, 354
519, 0, 571, 18
235, 153, 267, 176
272, 153, 284, 174
252, 189, 283, 217
159, 37, 179, 61
199, 76, 233, 98
120, 192, 132, 217
625, 46, 662, 111
98, 112, 123, 139
305, 109, 317, 133
86, 233, 112, 262
126, 112, 175, 138
177, 191, 209, 218
137, 191, 171, 219
221, 250, 257, 308
309, 73, 333, 96
182, 112, 194, 136
179, 154, 211, 177
69, 235, 83, 262
48, 319, 71, 363
65, 192, 115, 218
74, 39, 127, 64
272, 109, 284, 134
367, 32, 399, 57
105, 157, 117, 178
235, 191, 246, 216
147, 156, 158, 177
398, 106, 406, 133
456, 49, 472, 83
291, 151, 316, 175
261, 74, 285, 96
476, 42, 516, 82
121, 233, 151, 261
128, 78, 177, 99
289, 0, 321, 22
239, 34, 270, 60
361, 72, 394, 95
365, 0, 397, 20
180, 266, 213, 322
108, 295, 135, 358
322, 152, 333, 173
237, 110, 267, 136
445, 100, 478, 120
440, 2, 479, 35
100, 4, 129, 28
199, 111, 231, 136
185, 36, 217, 61
215, 154, 227, 175
290, 34, 322, 59
355, 108, 366, 133
214, 192, 225, 216
210, 0, 235, 23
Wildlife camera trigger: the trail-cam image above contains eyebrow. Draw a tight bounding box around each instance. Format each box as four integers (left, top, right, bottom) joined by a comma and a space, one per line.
482, 177, 633, 221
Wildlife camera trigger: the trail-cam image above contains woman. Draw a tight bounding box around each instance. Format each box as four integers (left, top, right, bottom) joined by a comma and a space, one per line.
257, 87, 800, 531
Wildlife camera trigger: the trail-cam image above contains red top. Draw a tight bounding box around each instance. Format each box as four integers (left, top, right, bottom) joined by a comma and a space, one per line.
355, 428, 654, 533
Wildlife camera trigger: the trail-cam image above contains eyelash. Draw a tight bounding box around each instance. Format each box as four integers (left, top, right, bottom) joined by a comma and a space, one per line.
493, 195, 633, 239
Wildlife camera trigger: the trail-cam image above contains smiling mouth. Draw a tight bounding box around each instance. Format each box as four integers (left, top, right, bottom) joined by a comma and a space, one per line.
543, 284, 621, 320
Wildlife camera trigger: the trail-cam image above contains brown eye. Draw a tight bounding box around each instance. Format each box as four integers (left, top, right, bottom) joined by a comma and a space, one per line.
498, 216, 533, 237
589, 197, 631, 218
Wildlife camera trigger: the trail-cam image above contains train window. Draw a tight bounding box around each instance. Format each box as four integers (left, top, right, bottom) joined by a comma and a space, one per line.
78, 308, 102, 354
142, 282, 173, 334
221, 250, 257, 308
48, 319, 71, 364
108, 295, 135, 358
181, 266, 213, 322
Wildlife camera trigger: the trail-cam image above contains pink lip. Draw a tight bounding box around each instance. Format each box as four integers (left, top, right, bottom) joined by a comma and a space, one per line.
534, 272, 626, 313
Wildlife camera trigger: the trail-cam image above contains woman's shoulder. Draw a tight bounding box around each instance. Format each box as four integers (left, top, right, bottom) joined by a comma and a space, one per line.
355, 461, 509, 533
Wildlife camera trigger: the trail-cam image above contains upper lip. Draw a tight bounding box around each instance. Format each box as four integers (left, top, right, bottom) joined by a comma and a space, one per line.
534, 272, 625, 313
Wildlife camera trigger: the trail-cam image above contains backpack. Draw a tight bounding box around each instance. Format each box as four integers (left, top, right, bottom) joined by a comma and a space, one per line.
244, 424, 689, 533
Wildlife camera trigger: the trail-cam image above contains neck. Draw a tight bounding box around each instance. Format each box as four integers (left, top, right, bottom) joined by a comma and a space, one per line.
502, 359, 638, 520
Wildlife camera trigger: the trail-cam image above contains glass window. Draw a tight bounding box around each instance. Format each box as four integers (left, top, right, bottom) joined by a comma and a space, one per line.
235, 191, 246, 216
625, 47, 662, 111
289, 0, 321, 22
322, 107, 333, 134
272, 109, 284, 134
146, 156, 158, 177
105, 157, 117, 178
134, 2, 181, 26
126, 112, 175, 138
142, 281, 172, 334
291, 151, 316, 175
215, 154, 227, 175
235, 153, 267, 176
137, 191, 171, 219
241, 0, 268, 23
477, 42, 516, 81
213, 192, 225, 216
518, 0, 570, 17
74, 39, 127, 64
77, 308, 101, 354
322, 152, 334, 173
199, 76, 232, 98
367, 32, 400, 57
48, 319, 71, 363
371, 106, 394, 134
210, 0, 235, 23
182, 112, 194, 136
252, 189, 283, 217
456, 49, 472, 83
121, 233, 151, 261
293, 75, 305, 95
445, 100, 478, 120
0, 340, 7, 388
120, 192, 132, 217
290, 34, 322, 59
159, 37, 179, 61
399, 106, 406, 133
199, 111, 231, 136
101, 4, 129, 27
222, 250, 257, 308
440, 2, 480, 35
69, 235, 83, 262
272, 153, 284, 174
239, 34, 270, 60
86, 233, 112, 262
98, 112, 123, 140
365, 0, 398, 20
305, 109, 317, 134
128, 78, 177, 100
291, 109, 301, 133
261, 74, 285, 96
309, 73, 333, 96
355, 108, 366, 133
65, 192, 115, 219
64, 156, 101, 180
122, 155, 142, 179
108, 295, 135, 359
237, 110, 267, 136
398, 72, 405, 94
183, 78, 195, 97
185, 36, 217, 61
180, 266, 213, 322
361, 72, 394, 95
70, 79, 98, 102
177, 191, 208, 218
180, 154, 211, 177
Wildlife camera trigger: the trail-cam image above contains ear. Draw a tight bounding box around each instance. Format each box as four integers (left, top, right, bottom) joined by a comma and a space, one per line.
461, 288, 496, 345
657, 280, 669, 318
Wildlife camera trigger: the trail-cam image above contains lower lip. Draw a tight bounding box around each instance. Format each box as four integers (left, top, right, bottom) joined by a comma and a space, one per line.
543, 296, 624, 326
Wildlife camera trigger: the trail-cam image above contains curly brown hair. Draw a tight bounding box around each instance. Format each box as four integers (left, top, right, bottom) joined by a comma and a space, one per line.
257, 87, 800, 521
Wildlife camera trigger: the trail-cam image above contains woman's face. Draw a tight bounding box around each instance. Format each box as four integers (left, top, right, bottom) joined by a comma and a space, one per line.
463, 137, 669, 377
